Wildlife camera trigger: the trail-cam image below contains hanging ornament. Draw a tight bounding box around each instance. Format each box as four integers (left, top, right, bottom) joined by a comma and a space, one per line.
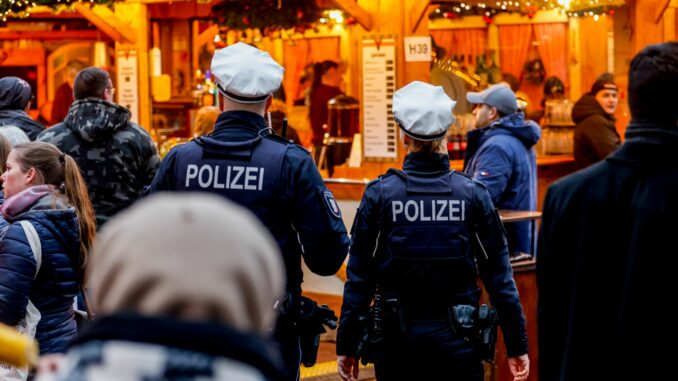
212, 0, 321, 36
482, 15, 493, 24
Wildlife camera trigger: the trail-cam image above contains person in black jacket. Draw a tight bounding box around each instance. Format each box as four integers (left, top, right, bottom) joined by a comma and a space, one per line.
146, 43, 349, 381
0, 76, 45, 140
537, 42, 678, 381
337, 81, 529, 381
571, 73, 620, 168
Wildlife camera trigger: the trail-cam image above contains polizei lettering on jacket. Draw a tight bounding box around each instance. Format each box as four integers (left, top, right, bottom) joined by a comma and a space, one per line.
391, 200, 465, 222
185, 164, 264, 190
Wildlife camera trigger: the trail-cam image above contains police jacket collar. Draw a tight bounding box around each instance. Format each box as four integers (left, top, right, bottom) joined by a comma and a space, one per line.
75, 312, 283, 380
402, 151, 450, 173
212, 110, 268, 139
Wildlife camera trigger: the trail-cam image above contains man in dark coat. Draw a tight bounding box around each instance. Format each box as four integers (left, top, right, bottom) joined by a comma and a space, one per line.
0, 76, 45, 140
537, 42, 678, 381
37, 67, 160, 227
572, 73, 621, 168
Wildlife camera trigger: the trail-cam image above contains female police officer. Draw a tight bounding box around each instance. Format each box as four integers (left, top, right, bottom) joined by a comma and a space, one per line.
336, 81, 530, 381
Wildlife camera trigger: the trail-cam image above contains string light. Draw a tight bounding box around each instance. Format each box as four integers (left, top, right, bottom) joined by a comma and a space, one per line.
1, 0, 121, 20
428, 0, 623, 21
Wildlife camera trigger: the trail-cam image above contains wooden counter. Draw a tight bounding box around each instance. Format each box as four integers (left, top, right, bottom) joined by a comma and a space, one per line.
328, 155, 577, 211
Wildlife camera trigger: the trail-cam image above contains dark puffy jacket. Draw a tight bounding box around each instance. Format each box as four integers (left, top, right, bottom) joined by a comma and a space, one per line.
572, 93, 620, 168
0, 193, 80, 354
464, 112, 541, 255
0, 109, 45, 140
37, 98, 160, 227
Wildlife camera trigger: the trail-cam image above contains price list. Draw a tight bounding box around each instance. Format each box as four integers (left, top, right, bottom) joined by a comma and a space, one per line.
362, 37, 397, 160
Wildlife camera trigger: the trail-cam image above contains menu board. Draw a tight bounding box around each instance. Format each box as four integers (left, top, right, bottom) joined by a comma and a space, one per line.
116, 49, 140, 124
362, 36, 397, 160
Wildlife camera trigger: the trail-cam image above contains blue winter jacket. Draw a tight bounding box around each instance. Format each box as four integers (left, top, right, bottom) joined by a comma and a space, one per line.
464, 112, 541, 255
0, 193, 80, 354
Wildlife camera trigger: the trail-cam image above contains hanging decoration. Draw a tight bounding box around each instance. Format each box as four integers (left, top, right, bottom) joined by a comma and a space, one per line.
211, 0, 322, 36
428, 0, 625, 21
522, 58, 546, 85
0, 0, 119, 21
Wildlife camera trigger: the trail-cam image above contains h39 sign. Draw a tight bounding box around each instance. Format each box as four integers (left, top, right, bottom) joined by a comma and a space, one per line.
404, 36, 432, 62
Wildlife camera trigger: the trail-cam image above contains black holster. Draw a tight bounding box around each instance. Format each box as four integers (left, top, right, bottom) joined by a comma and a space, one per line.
448, 304, 498, 362
356, 293, 405, 365
276, 293, 338, 367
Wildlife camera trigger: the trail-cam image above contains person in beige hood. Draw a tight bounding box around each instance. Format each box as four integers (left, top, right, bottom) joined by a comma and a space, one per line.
37, 193, 286, 381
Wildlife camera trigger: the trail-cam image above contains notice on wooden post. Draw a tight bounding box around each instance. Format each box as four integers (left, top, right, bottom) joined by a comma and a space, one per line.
116, 49, 140, 125
362, 36, 397, 161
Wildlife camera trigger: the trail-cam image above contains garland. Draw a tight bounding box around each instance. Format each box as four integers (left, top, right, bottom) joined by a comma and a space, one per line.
522, 58, 546, 85
1, 0, 119, 20
211, 0, 321, 34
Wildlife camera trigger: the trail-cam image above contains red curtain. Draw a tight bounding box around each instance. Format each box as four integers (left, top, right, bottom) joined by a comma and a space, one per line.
533, 23, 568, 84
430, 29, 487, 67
498, 25, 533, 79
283, 37, 340, 107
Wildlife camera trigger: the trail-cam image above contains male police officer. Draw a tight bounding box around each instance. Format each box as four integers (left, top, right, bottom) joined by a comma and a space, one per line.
337, 81, 529, 381
145, 43, 350, 381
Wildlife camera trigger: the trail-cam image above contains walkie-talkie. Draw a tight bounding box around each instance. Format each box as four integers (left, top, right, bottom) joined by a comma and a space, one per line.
281, 117, 288, 139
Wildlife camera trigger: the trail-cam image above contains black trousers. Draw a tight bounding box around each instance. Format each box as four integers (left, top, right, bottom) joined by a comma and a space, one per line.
373, 320, 483, 381
272, 318, 302, 381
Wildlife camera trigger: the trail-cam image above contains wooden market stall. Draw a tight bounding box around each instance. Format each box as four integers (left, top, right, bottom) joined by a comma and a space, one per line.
2, 0, 678, 380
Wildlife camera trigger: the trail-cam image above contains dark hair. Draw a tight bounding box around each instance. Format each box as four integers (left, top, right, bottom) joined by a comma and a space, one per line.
73, 67, 111, 100
311, 60, 339, 95
12, 142, 97, 285
544, 76, 565, 97
0, 134, 11, 173
628, 42, 678, 125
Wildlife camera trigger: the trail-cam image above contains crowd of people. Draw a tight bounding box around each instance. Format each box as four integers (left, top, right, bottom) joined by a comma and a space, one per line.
0, 40, 674, 381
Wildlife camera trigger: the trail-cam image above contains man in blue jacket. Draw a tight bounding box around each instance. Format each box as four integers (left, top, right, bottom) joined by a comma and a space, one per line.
464, 84, 541, 257
145, 43, 350, 381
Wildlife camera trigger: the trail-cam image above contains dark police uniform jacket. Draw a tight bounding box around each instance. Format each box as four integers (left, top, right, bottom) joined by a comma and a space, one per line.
146, 110, 349, 295
337, 152, 528, 358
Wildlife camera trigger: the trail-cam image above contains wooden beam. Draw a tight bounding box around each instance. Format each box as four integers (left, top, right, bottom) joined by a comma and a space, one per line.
330, 0, 373, 30
655, 0, 672, 23
0, 30, 103, 40
73, 4, 137, 44
410, 0, 431, 33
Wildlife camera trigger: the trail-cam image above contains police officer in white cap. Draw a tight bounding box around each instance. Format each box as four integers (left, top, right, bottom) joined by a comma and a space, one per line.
337, 81, 530, 381
145, 43, 350, 381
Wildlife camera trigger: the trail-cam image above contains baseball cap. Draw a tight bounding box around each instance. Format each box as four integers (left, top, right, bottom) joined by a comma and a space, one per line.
211, 43, 284, 104
466, 84, 518, 115
393, 81, 456, 141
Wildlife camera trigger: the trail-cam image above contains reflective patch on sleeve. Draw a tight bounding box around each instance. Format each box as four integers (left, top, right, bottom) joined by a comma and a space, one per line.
323, 191, 342, 218
479, 170, 490, 176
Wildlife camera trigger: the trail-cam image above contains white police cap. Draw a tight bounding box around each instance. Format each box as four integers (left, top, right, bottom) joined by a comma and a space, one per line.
211, 42, 284, 104
393, 81, 456, 141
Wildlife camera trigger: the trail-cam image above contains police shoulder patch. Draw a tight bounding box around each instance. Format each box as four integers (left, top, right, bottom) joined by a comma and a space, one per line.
322, 191, 341, 218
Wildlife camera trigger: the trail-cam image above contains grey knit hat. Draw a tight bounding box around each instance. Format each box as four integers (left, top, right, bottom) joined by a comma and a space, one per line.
89, 193, 285, 334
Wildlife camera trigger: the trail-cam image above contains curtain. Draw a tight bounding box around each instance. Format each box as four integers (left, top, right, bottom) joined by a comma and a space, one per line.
283, 37, 340, 107
431, 29, 487, 67
498, 25, 533, 79
579, 17, 609, 93
533, 23, 568, 84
